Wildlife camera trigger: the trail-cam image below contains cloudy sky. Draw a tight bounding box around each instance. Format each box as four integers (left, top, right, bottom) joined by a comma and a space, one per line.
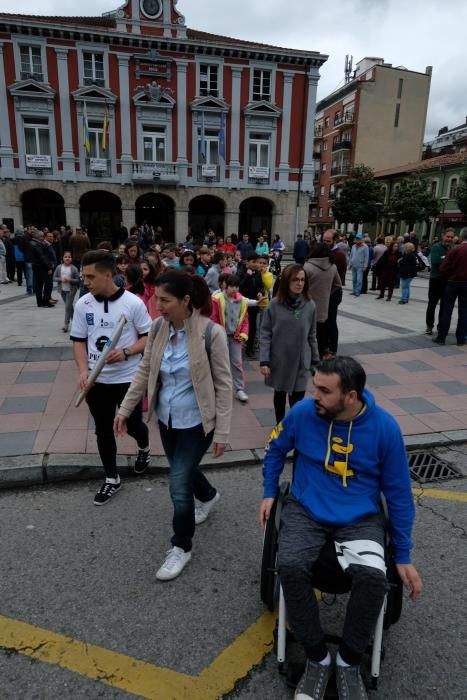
2, 0, 465, 140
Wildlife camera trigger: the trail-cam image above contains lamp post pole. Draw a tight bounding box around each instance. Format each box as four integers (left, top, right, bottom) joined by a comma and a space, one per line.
439, 196, 449, 237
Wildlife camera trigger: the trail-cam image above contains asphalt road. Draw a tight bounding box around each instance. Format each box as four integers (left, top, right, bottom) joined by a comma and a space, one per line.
0, 456, 466, 699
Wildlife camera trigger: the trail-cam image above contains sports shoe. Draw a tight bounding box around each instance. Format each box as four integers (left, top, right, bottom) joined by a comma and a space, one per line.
236, 389, 248, 403
133, 448, 150, 475
425, 327, 433, 335
156, 546, 191, 581
294, 659, 333, 700
335, 664, 368, 700
195, 491, 220, 524
432, 336, 445, 345
94, 480, 122, 506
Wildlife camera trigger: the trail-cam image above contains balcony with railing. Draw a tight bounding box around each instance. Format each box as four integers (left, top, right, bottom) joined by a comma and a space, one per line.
313, 148, 322, 159
197, 164, 221, 182
20, 71, 44, 82
335, 111, 354, 128
86, 157, 112, 177
132, 161, 180, 184
314, 125, 324, 138
25, 154, 53, 175
330, 164, 351, 177
332, 140, 352, 152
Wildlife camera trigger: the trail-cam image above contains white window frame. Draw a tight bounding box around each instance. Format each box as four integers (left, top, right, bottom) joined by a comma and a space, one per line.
198, 129, 220, 166
319, 207, 323, 217
250, 63, 275, 103
447, 176, 458, 200
83, 52, 105, 86
248, 133, 270, 169
323, 140, 328, 152
19, 46, 43, 81
429, 180, 438, 197
142, 126, 167, 163
320, 185, 325, 196
87, 122, 105, 159
13, 38, 48, 83
196, 57, 223, 98
77, 44, 109, 88
23, 117, 51, 156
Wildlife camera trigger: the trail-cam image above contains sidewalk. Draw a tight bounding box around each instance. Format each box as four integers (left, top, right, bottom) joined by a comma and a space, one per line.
1, 276, 466, 487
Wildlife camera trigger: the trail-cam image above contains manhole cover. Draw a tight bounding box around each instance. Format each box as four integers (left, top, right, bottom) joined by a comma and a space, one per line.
408, 451, 463, 483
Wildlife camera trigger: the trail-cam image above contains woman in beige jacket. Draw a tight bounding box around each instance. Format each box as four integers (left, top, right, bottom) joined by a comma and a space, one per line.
115, 270, 232, 581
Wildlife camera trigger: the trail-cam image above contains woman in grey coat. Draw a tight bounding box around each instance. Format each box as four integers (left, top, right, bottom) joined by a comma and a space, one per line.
259, 264, 319, 424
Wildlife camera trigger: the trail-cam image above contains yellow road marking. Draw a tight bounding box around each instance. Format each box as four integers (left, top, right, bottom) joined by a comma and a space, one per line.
412, 488, 467, 503
0, 611, 276, 699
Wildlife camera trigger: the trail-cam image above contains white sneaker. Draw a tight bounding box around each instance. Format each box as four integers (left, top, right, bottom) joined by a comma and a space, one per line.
156, 546, 191, 581
236, 390, 248, 403
195, 492, 220, 525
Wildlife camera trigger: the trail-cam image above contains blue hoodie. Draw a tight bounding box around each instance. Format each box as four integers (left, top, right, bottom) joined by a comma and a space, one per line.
263, 391, 415, 564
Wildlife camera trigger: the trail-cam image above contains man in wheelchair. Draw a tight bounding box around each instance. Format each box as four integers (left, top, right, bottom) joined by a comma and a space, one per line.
259, 356, 422, 700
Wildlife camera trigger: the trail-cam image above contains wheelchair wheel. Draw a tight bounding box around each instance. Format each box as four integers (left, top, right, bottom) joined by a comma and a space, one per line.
260, 481, 289, 611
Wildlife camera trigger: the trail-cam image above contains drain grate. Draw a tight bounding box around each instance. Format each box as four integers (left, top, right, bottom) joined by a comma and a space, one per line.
408, 451, 463, 483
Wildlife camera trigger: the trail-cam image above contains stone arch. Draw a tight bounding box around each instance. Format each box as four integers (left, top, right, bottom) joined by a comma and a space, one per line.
21, 188, 65, 230
188, 194, 226, 240
79, 191, 122, 246
135, 192, 175, 241
239, 196, 274, 241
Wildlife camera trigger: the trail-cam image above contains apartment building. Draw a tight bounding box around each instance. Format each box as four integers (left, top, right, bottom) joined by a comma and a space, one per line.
310, 57, 432, 232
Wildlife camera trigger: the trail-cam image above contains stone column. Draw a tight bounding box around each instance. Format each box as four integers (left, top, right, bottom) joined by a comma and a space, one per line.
117, 54, 133, 184
175, 207, 189, 240
176, 60, 189, 185
224, 209, 240, 237
302, 69, 320, 192
55, 48, 76, 181
0, 44, 15, 179
229, 66, 243, 188
278, 72, 294, 189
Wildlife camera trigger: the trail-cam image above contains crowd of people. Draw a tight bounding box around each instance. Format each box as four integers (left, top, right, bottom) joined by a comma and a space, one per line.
6, 218, 462, 699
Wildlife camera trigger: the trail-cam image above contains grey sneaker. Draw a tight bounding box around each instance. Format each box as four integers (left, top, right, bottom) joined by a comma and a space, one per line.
294, 659, 333, 700
335, 664, 368, 700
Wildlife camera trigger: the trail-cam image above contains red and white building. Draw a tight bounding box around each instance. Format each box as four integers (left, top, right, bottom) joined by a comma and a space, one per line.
0, 0, 327, 243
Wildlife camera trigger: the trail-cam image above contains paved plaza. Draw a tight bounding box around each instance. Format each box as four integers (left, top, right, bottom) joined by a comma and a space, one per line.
1, 276, 467, 470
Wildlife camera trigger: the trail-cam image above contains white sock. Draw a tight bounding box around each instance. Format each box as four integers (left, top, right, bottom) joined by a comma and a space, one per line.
318, 652, 332, 666
106, 476, 120, 485
336, 652, 351, 668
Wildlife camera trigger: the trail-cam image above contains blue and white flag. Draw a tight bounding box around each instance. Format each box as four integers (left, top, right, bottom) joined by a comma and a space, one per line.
199, 111, 207, 161
218, 112, 226, 160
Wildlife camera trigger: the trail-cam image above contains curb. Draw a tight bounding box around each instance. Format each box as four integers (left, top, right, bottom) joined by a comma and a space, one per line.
0, 431, 466, 490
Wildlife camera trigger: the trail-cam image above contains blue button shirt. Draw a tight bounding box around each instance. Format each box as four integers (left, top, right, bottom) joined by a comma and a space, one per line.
157, 325, 202, 429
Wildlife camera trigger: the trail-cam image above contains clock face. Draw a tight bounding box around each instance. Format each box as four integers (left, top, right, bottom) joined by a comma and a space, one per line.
140, 0, 163, 19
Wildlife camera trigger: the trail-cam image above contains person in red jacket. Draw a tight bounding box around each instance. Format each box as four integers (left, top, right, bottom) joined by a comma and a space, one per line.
433, 228, 467, 346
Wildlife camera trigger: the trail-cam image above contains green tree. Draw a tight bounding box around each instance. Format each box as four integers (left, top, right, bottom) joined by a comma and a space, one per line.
455, 169, 467, 215
388, 174, 439, 228
331, 164, 384, 227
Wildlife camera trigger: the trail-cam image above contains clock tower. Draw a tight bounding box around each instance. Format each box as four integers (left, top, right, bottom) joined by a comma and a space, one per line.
125, 0, 186, 37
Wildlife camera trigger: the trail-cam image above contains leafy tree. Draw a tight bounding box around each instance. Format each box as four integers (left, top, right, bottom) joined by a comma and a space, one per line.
332, 164, 384, 227
455, 169, 467, 216
388, 174, 439, 228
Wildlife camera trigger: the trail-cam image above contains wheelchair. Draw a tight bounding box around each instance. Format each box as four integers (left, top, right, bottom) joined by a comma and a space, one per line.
260, 482, 403, 694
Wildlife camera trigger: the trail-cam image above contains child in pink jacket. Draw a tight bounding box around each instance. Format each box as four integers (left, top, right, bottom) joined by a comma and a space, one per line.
211, 274, 249, 403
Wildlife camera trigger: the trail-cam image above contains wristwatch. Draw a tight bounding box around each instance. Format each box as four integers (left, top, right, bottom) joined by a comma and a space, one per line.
123, 348, 130, 361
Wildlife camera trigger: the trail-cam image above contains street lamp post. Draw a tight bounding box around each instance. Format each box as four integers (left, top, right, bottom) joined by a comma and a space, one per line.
439, 195, 449, 237
375, 201, 383, 238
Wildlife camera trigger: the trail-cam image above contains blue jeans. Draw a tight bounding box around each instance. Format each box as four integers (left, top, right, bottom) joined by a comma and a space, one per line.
159, 421, 215, 552
24, 262, 33, 293
400, 277, 413, 302
352, 267, 363, 296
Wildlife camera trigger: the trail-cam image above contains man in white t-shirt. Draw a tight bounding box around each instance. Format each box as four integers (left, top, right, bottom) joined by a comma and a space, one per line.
71, 251, 153, 505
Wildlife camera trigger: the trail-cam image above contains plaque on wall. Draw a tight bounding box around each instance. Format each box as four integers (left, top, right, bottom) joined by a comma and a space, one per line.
134, 49, 173, 81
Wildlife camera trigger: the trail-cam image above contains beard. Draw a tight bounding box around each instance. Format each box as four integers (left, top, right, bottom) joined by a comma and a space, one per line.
314, 399, 346, 420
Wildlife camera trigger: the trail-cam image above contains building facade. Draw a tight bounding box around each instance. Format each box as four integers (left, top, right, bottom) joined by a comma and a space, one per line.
0, 0, 327, 244
309, 57, 432, 232
374, 151, 467, 240
424, 117, 467, 155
